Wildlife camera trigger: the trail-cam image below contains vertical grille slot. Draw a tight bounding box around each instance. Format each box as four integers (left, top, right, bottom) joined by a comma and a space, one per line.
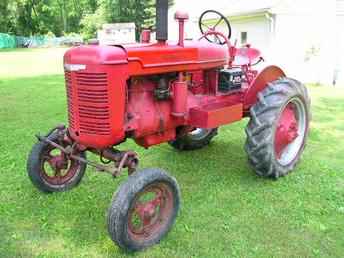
64, 71, 75, 129
75, 72, 111, 135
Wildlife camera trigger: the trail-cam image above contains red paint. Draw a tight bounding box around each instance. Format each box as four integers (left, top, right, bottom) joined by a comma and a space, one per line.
64, 46, 128, 148
172, 73, 188, 116
274, 103, 299, 158
199, 30, 233, 65
233, 47, 261, 66
126, 79, 180, 139
135, 130, 176, 148
127, 182, 174, 241
243, 65, 286, 111
63, 16, 287, 149
125, 41, 228, 76
140, 30, 151, 43
175, 11, 189, 47
189, 103, 243, 129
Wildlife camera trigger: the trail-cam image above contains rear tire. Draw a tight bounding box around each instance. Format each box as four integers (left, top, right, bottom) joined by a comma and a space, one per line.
245, 78, 311, 178
169, 128, 218, 150
107, 168, 180, 251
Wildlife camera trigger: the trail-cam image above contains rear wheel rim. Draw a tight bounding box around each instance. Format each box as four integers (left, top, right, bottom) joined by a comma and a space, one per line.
189, 128, 213, 140
274, 97, 307, 166
127, 182, 174, 242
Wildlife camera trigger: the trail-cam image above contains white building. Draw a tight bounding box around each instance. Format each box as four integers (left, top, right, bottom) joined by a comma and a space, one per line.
98, 23, 136, 45
168, 0, 343, 85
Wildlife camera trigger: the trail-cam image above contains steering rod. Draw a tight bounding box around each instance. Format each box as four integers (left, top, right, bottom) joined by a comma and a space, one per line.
199, 30, 236, 67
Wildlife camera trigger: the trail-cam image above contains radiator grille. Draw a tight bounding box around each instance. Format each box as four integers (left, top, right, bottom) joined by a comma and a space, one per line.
65, 71, 75, 128
65, 71, 111, 136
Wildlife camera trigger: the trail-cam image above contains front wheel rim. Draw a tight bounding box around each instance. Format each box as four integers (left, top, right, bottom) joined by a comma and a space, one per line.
127, 182, 174, 242
274, 97, 307, 166
40, 145, 81, 186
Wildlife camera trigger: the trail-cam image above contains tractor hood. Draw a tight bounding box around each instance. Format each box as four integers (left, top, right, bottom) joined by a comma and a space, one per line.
123, 40, 229, 75
64, 45, 128, 68
64, 41, 228, 76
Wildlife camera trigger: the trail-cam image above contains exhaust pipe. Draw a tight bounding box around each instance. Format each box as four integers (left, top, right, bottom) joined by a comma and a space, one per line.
156, 0, 168, 42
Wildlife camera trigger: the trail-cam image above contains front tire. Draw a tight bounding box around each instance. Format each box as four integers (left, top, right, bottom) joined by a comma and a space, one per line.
245, 78, 311, 178
27, 132, 87, 193
107, 168, 180, 251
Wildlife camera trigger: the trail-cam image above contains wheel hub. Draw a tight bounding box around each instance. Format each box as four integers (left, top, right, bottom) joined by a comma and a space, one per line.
47, 154, 68, 170
41, 145, 81, 186
128, 183, 173, 240
136, 194, 161, 221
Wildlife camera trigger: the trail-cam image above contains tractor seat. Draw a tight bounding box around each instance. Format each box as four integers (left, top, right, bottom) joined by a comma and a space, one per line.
233, 46, 261, 66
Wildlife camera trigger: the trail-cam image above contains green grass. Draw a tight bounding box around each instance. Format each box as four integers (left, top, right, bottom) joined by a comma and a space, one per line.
1, 49, 344, 258
0, 47, 67, 78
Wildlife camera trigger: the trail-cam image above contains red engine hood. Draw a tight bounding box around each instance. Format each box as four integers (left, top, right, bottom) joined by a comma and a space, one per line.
64, 40, 229, 76
64, 45, 128, 66
124, 40, 229, 75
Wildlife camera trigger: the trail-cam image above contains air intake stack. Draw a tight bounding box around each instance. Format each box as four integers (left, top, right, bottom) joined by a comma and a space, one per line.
156, 0, 169, 42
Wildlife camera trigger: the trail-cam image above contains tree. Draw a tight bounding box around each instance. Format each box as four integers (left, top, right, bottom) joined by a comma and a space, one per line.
101, 0, 174, 40
0, 1, 17, 34
0, 0, 175, 39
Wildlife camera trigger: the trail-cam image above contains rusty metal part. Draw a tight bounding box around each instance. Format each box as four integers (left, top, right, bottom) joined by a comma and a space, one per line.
128, 181, 174, 240
92, 148, 139, 176
36, 134, 139, 177
40, 139, 82, 186
44, 124, 66, 138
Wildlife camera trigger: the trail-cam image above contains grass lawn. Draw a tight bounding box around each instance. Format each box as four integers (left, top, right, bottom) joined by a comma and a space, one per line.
1, 49, 344, 258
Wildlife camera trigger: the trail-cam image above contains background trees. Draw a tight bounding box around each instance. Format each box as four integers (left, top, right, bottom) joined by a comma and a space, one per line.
0, 0, 174, 39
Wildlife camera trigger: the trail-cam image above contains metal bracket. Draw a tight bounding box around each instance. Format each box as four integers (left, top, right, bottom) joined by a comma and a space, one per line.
36, 134, 138, 178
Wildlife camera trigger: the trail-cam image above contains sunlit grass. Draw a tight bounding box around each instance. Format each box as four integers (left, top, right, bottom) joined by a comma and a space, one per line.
0, 47, 67, 78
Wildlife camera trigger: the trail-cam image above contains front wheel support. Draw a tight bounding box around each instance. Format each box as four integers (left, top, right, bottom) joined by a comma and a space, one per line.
27, 126, 181, 252
35, 128, 139, 178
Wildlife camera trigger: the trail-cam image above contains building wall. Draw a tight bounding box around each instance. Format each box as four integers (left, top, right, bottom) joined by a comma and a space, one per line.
230, 16, 271, 55
270, 1, 336, 85
336, 0, 344, 85
167, 0, 337, 85
98, 23, 136, 45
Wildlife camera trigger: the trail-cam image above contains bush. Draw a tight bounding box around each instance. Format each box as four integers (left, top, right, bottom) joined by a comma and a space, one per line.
80, 7, 106, 40
46, 31, 56, 38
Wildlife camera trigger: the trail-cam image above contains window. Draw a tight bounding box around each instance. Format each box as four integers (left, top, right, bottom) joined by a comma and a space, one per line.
241, 32, 247, 45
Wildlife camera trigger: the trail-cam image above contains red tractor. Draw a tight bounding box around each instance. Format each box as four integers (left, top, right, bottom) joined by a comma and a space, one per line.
27, 0, 310, 252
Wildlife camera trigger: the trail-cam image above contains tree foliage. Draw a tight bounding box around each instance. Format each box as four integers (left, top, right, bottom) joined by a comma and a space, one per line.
0, 0, 174, 40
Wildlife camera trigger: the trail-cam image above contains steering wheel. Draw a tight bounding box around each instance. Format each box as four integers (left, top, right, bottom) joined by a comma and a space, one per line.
199, 10, 232, 45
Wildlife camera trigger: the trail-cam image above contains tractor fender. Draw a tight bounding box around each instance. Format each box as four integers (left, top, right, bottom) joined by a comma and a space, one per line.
243, 65, 286, 111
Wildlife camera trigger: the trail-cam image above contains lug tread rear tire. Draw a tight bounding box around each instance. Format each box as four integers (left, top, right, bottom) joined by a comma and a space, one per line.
244, 77, 311, 178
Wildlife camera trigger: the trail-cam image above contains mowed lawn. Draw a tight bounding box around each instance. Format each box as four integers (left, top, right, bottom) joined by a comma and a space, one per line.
1, 48, 344, 258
